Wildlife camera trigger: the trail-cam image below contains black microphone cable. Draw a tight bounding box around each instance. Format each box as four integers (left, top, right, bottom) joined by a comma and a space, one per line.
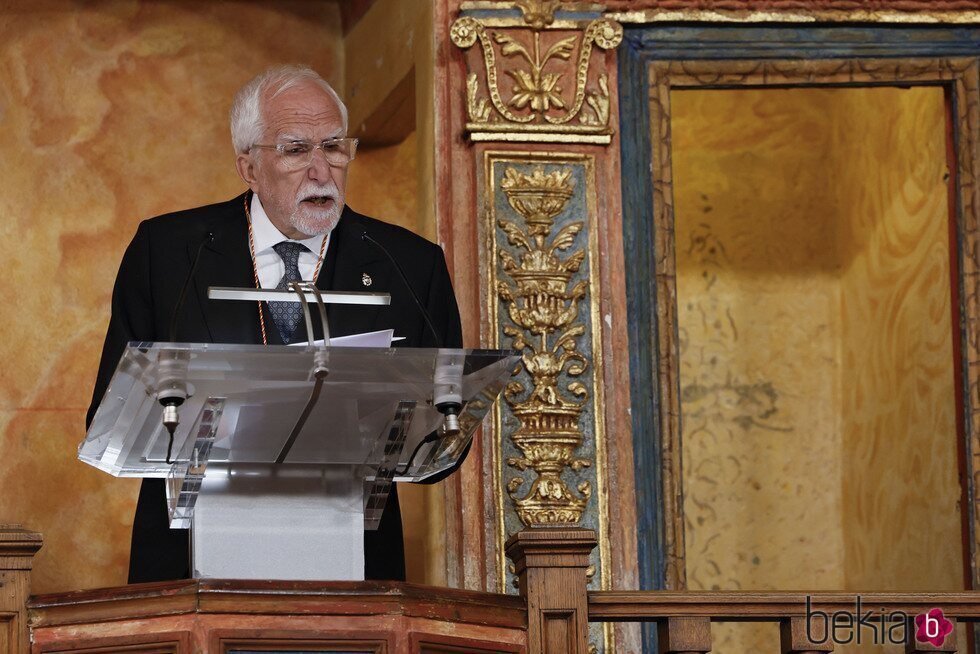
360, 230, 442, 346
360, 229, 465, 476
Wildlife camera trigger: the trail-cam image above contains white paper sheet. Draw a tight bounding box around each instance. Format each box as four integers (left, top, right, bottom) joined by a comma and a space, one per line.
287, 329, 396, 348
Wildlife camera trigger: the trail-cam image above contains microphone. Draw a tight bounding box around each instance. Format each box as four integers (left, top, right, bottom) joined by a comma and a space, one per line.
169, 230, 214, 342
160, 229, 213, 462
360, 230, 462, 435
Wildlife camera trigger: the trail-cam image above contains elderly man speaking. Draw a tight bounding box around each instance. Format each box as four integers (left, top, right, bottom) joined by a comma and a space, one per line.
87, 65, 462, 584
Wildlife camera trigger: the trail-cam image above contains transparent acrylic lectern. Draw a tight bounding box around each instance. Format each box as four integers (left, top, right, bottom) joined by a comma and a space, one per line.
79, 285, 518, 581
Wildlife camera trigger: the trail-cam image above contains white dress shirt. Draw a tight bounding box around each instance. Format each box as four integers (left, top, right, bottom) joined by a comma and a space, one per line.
249, 193, 329, 289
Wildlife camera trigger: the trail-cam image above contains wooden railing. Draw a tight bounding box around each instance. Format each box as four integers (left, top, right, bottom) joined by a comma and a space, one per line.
7, 524, 979, 653
510, 527, 977, 653
589, 591, 975, 652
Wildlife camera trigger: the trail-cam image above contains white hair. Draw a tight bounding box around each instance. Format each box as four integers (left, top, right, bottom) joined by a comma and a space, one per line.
229, 64, 348, 154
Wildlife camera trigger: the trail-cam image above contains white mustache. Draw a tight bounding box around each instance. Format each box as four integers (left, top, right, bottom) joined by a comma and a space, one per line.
297, 184, 339, 203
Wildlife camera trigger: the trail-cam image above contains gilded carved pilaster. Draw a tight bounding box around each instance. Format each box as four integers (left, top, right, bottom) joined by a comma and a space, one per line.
497, 166, 592, 526
451, 1, 622, 143
457, 4, 623, 651
484, 153, 613, 652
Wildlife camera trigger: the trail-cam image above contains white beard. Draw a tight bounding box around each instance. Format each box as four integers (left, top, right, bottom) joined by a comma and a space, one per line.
290, 183, 343, 236
290, 201, 342, 236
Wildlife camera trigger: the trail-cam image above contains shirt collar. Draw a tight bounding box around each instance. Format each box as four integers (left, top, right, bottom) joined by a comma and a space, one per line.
249, 193, 327, 255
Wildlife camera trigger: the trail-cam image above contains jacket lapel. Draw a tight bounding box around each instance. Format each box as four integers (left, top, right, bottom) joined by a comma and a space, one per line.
191, 194, 264, 345
321, 207, 392, 339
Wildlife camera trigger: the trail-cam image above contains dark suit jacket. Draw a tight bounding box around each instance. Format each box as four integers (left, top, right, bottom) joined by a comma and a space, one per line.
86, 192, 462, 584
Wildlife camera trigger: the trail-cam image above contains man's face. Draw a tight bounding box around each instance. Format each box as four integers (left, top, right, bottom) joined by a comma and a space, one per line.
236, 82, 348, 239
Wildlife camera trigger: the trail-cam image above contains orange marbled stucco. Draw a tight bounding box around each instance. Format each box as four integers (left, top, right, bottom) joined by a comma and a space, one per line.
347, 132, 419, 234
0, 0, 349, 594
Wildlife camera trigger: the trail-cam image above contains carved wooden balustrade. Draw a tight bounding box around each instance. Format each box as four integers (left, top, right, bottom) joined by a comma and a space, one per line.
5, 524, 980, 653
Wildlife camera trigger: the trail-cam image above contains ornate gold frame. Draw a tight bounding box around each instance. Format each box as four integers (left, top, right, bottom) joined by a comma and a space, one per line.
647, 57, 980, 590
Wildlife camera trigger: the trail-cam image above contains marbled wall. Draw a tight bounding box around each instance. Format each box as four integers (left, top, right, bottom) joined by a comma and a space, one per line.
672, 86, 960, 652
0, 0, 344, 593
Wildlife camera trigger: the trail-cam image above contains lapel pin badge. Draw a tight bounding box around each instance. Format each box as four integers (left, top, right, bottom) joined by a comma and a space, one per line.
361, 273, 373, 287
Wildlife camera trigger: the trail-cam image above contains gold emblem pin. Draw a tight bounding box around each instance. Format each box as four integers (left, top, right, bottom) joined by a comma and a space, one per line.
361, 273, 373, 287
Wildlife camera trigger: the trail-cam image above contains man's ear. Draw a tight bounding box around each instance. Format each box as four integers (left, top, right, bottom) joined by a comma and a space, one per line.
236, 153, 260, 192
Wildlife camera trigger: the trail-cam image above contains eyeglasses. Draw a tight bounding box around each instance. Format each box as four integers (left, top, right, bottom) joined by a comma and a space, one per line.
249, 137, 359, 170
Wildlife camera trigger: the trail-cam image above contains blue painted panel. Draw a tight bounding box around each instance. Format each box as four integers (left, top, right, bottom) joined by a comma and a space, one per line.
619, 32, 665, 654
618, 31, 665, 594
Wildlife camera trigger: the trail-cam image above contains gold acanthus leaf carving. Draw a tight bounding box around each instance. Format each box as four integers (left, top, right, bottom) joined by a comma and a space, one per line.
466, 73, 492, 123
543, 20, 621, 126
580, 74, 610, 126
452, 17, 532, 124
495, 31, 576, 114
496, 165, 593, 527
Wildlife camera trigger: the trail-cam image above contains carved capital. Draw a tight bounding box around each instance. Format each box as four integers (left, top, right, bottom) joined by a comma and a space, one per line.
451, 9, 622, 143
